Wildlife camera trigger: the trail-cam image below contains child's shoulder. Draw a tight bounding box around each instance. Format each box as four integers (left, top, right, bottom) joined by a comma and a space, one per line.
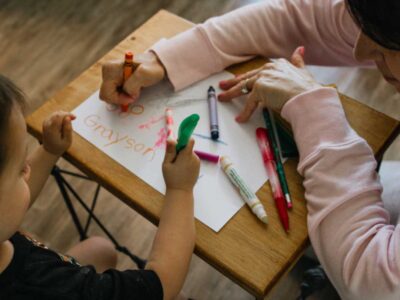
0, 233, 164, 300
0, 239, 14, 273
0, 232, 86, 298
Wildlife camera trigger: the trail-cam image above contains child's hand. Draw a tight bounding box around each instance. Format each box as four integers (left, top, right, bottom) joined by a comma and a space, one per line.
162, 139, 200, 193
42, 111, 76, 156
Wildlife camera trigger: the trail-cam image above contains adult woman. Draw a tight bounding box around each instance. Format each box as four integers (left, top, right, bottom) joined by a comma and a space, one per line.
100, 1, 400, 299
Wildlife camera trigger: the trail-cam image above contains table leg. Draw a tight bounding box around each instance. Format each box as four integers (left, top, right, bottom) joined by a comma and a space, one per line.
51, 165, 147, 269
52, 166, 87, 240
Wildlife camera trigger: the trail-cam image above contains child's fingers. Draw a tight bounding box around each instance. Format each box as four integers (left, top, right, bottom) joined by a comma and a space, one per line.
163, 140, 177, 163
49, 113, 64, 129
57, 111, 75, 120
48, 111, 74, 129
181, 139, 195, 155
188, 138, 195, 152
62, 116, 73, 141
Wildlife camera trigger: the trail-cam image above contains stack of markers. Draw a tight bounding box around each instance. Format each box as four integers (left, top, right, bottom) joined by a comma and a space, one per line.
164, 85, 292, 233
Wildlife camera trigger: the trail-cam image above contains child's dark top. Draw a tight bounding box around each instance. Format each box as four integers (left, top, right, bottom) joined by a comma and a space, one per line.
0, 232, 163, 300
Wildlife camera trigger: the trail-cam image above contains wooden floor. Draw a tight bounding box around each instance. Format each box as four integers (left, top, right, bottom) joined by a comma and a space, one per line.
1, 1, 398, 299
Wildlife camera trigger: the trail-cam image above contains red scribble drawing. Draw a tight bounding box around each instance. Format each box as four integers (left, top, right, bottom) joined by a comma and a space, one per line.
138, 114, 164, 130
154, 128, 167, 149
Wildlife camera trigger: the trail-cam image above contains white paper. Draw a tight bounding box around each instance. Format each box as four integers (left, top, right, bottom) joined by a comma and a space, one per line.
72, 71, 267, 232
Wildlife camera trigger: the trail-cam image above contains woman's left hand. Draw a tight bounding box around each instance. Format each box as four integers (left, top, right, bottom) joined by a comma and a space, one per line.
218, 47, 322, 122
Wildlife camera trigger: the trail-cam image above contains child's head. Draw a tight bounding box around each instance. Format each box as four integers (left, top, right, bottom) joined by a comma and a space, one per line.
0, 75, 30, 242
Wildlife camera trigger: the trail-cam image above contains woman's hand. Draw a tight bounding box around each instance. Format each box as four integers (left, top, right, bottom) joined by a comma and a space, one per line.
218, 47, 322, 122
42, 111, 75, 156
162, 139, 200, 193
99, 51, 166, 105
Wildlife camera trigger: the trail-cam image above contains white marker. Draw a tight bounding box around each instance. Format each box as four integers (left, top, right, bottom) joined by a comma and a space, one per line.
220, 156, 268, 224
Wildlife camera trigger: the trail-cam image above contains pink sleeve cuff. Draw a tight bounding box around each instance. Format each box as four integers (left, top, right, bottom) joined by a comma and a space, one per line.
281, 87, 360, 169
151, 27, 221, 91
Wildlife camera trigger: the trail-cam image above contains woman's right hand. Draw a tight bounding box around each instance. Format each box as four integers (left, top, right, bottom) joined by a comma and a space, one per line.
162, 139, 200, 193
99, 51, 165, 105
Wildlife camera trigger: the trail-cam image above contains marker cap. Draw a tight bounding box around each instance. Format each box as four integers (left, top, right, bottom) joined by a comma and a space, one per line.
220, 156, 232, 171
125, 51, 133, 60
211, 131, 219, 140
253, 204, 268, 224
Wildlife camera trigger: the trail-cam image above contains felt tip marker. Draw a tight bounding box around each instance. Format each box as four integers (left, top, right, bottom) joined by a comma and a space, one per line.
207, 86, 219, 140
256, 127, 289, 232
194, 150, 219, 163
220, 156, 268, 224
263, 109, 292, 209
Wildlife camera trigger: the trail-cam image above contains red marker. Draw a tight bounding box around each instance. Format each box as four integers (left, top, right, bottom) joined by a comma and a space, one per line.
256, 127, 289, 232
121, 51, 134, 112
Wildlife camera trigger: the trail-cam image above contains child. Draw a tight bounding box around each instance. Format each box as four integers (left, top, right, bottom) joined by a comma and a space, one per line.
0, 75, 200, 300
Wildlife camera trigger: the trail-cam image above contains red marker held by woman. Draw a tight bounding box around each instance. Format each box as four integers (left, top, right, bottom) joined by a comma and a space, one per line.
256, 127, 289, 232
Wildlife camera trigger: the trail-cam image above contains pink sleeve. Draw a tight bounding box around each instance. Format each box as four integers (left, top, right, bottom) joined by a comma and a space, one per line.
151, 0, 361, 90
281, 88, 400, 299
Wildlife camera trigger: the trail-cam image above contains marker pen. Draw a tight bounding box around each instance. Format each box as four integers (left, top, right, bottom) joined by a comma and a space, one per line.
256, 127, 289, 232
220, 156, 268, 224
207, 86, 219, 140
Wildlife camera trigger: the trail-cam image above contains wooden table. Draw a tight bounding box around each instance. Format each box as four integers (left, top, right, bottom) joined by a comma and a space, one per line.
26, 10, 400, 299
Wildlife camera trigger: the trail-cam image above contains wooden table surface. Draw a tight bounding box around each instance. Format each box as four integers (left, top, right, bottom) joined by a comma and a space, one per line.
26, 10, 400, 299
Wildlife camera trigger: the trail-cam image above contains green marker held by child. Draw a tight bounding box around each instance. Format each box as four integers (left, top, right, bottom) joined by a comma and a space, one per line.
176, 114, 200, 153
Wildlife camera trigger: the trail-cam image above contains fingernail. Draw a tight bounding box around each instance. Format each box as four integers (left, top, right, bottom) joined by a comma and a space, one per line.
219, 81, 227, 89
217, 93, 224, 101
298, 46, 305, 57
235, 116, 241, 122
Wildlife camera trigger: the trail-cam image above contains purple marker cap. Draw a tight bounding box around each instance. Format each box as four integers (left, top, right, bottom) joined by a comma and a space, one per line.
194, 150, 220, 163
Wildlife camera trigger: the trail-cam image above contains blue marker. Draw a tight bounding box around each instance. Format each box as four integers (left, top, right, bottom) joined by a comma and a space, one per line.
207, 86, 219, 140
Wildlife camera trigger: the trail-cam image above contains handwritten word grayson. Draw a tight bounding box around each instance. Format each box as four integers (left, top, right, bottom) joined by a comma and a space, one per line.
84, 114, 155, 161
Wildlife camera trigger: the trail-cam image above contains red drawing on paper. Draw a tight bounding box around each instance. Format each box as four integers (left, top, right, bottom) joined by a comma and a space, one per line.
138, 114, 165, 130
154, 128, 167, 149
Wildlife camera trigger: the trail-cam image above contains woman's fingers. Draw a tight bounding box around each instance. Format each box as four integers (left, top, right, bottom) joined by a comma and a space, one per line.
218, 75, 258, 102
99, 80, 135, 105
219, 68, 261, 90
290, 46, 305, 68
122, 65, 147, 99
235, 90, 260, 123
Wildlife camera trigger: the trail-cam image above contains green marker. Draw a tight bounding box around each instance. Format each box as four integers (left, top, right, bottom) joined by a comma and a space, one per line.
262, 109, 292, 209
176, 114, 200, 153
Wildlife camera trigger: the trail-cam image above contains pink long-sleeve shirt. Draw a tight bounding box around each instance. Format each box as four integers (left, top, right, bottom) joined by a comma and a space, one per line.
151, 1, 399, 299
